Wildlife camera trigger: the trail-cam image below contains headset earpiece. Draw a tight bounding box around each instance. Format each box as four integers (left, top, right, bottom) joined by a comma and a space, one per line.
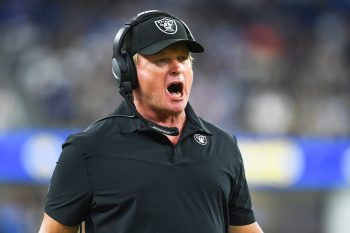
120, 50, 136, 92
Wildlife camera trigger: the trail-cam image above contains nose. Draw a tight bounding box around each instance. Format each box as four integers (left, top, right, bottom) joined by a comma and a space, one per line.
169, 59, 183, 76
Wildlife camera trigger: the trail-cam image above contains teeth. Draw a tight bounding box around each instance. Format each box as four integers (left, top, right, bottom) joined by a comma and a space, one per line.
170, 91, 181, 96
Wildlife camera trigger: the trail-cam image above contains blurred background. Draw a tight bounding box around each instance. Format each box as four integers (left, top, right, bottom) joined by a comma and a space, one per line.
0, 0, 349, 232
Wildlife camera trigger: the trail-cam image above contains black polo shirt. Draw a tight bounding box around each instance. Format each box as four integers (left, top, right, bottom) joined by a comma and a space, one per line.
45, 101, 255, 233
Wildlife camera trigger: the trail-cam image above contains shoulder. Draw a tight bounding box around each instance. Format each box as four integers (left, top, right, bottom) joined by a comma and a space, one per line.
198, 117, 238, 145
198, 117, 244, 168
197, 117, 244, 158
63, 114, 120, 151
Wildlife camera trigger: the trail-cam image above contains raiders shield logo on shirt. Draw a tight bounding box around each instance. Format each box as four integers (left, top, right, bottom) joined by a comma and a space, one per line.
154, 18, 178, 34
194, 134, 207, 145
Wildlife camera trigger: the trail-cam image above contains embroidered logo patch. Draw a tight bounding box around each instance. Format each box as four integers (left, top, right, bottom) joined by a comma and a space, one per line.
194, 134, 207, 145
154, 18, 177, 34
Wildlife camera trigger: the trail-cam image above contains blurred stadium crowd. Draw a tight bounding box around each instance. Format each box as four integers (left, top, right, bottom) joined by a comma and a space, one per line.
1, 0, 350, 136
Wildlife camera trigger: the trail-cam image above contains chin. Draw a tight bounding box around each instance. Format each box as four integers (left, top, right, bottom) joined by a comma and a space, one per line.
167, 104, 186, 116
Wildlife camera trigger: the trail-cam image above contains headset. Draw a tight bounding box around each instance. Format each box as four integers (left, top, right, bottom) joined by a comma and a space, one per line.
111, 10, 196, 93
111, 10, 197, 136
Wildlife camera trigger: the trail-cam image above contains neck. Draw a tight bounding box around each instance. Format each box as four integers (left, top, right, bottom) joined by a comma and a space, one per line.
138, 107, 185, 145
139, 110, 186, 146
120, 90, 180, 136
136, 105, 186, 133
133, 98, 187, 143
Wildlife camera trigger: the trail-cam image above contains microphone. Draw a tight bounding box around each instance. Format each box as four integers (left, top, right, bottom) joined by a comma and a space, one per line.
119, 89, 180, 136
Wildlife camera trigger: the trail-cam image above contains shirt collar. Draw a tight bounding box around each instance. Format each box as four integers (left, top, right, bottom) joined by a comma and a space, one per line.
113, 101, 212, 135
184, 103, 212, 135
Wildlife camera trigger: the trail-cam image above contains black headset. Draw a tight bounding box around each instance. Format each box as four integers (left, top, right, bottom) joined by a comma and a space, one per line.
111, 10, 196, 93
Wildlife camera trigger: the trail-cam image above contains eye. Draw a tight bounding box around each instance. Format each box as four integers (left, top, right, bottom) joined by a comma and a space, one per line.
155, 58, 169, 65
177, 56, 188, 62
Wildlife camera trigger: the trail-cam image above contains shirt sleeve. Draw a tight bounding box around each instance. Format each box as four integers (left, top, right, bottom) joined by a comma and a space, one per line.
228, 137, 256, 226
44, 135, 92, 226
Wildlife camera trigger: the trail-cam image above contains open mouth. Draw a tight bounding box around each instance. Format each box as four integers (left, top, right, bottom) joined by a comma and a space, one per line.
167, 83, 183, 96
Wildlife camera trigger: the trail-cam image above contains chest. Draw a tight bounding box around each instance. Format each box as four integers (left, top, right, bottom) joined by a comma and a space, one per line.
84, 133, 237, 208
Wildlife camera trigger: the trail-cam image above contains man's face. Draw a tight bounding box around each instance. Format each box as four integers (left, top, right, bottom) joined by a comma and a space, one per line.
133, 43, 193, 120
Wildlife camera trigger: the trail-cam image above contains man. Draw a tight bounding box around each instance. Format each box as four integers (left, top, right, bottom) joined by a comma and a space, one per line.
38, 10, 263, 233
